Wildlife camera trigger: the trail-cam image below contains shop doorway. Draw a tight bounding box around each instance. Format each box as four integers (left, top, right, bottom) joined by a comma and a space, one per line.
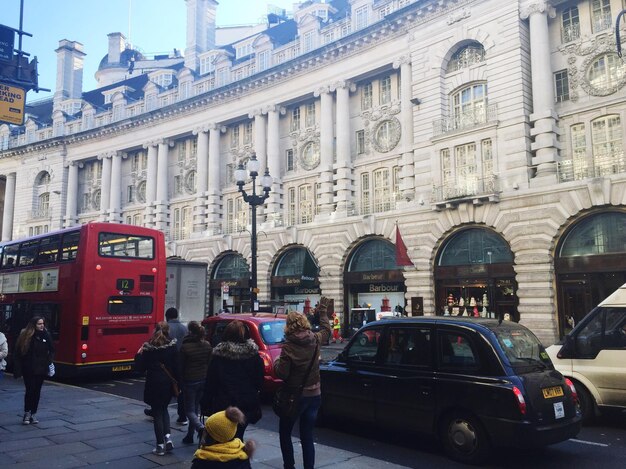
209, 253, 250, 314
271, 247, 321, 313
435, 228, 516, 321
555, 212, 626, 337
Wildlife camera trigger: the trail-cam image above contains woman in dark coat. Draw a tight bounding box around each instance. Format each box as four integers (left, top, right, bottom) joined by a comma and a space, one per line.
13, 316, 55, 425
201, 320, 264, 440
135, 321, 179, 456
180, 321, 213, 444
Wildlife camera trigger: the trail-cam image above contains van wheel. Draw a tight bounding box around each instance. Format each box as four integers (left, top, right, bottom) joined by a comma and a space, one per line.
574, 382, 595, 424
440, 411, 491, 465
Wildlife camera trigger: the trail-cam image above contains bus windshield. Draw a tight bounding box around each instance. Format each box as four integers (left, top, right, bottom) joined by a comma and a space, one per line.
98, 233, 154, 259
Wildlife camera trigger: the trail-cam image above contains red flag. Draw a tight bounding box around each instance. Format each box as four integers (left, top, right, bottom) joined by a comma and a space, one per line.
395, 225, 413, 266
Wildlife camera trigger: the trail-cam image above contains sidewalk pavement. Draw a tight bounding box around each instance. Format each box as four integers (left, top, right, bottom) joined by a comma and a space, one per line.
0, 373, 409, 469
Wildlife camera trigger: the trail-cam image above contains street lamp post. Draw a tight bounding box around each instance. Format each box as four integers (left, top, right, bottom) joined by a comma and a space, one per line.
234, 154, 272, 313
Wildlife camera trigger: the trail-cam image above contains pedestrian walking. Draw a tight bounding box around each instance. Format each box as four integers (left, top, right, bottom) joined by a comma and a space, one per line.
0, 330, 8, 380
274, 296, 331, 469
201, 320, 263, 440
331, 312, 343, 343
180, 320, 213, 445
191, 406, 256, 469
166, 307, 189, 425
12, 316, 55, 425
134, 321, 180, 456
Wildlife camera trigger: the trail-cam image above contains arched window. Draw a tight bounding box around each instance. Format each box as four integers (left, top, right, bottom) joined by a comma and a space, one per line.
348, 239, 397, 272
438, 229, 513, 266
214, 254, 249, 279
274, 248, 316, 277
451, 83, 488, 129
37, 172, 51, 186
559, 212, 626, 257
447, 42, 485, 73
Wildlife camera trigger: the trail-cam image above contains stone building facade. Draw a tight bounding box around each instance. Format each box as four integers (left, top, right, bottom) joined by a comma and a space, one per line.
1, 0, 625, 344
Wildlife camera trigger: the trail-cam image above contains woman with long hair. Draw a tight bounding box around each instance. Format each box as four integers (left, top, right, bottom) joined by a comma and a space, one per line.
274, 297, 331, 469
201, 320, 264, 440
13, 316, 55, 425
180, 320, 212, 445
135, 321, 180, 456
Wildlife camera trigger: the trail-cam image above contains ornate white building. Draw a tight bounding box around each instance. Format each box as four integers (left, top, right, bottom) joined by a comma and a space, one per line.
1, 0, 625, 344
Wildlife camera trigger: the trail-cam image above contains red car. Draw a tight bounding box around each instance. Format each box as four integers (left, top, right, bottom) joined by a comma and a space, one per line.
201, 313, 286, 393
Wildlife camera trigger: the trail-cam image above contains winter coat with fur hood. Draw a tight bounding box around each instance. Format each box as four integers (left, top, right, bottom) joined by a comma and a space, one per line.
134, 339, 179, 407
201, 339, 264, 423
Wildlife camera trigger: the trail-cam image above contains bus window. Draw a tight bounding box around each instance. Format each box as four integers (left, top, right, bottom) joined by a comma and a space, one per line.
18, 240, 39, 267
60, 232, 80, 261
108, 296, 153, 315
99, 233, 154, 259
0, 304, 13, 334
37, 235, 61, 264
1, 244, 19, 268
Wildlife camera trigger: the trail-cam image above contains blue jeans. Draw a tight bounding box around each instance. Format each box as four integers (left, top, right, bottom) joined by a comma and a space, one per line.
279, 395, 321, 469
183, 380, 204, 436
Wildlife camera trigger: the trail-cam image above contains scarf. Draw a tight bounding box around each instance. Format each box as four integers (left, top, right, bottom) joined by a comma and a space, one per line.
193, 439, 249, 462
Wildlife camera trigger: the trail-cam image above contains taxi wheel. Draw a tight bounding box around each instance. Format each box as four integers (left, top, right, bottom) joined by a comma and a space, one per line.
574, 382, 595, 424
440, 411, 491, 465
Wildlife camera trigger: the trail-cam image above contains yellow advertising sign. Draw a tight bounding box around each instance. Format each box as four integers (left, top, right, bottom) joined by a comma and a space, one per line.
0, 82, 25, 125
0, 268, 59, 294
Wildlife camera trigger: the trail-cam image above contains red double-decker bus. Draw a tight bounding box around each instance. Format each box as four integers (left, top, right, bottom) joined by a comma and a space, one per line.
0, 222, 166, 377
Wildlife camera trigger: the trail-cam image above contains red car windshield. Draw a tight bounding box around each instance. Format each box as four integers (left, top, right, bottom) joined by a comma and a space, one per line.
258, 320, 286, 345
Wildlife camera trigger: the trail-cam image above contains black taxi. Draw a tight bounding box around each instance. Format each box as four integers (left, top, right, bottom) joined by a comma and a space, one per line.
319, 317, 581, 464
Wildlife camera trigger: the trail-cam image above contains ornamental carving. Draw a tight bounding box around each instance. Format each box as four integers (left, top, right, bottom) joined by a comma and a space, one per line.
360, 102, 402, 155
371, 118, 402, 153
289, 127, 320, 172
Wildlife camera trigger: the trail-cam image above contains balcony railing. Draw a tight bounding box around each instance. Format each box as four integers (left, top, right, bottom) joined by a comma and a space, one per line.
27, 207, 51, 220
431, 175, 499, 207
557, 153, 626, 182
592, 14, 612, 33
433, 104, 498, 137
561, 24, 580, 43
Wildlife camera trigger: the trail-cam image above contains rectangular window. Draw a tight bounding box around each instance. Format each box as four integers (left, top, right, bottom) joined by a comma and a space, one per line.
481, 139, 493, 177
393, 166, 401, 199
98, 233, 154, 259
303, 31, 314, 53
243, 122, 253, 144
291, 107, 301, 131
174, 175, 183, 195
299, 185, 314, 224
355, 5, 369, 29
455, 143, 478, 196
356, 130, 366, 155
561, 7, 580, 43
324, 31, 335, 44
362, 82, 373, 110
226, 199, 235, 234
361, 173, 371, 215
60, 231, 80, 261
571, 124, 588, 179
287, 149, 294, 171
288, 187, 296, 226
305, 102, 316, 127
178, 142, 186, 163
555, 70, 570, 103
592, 0, 612, 33
127, 185, 135, 203
373, 168, 391, 213
231, 126, 240, 148
380, 76, 392, 104
257, 50, 269, 71
36, 235, 61, 264
108, 296, 153, 315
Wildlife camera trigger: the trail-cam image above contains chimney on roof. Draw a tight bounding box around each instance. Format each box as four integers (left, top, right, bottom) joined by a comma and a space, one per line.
53, 39, 85, 109
107, 32, 127, 65
184, 0, 217, 72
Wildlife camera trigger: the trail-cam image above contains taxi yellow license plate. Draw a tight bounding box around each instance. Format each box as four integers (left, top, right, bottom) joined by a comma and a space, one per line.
112, 365, 132, 372
542, 386, 564, 398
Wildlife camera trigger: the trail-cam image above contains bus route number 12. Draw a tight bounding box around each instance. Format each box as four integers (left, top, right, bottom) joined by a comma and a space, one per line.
117, 278, 135, 292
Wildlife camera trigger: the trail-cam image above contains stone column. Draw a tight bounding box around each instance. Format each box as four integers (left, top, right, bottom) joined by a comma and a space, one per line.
193, 126, 209, 234
314, 86, 335, 217
266, 105, 284, 224
99, 153, 112, 221
332, 80, 356, 214
1, 172, 16, 241
144, 142, 158, 227
250, 109, 268, 170
155, 140, 172, 232
206, 124, 223, 234
109, 152, 123, 223
521, 0, 560, 186
394, 56, 415, 201
64, 161, 81, 227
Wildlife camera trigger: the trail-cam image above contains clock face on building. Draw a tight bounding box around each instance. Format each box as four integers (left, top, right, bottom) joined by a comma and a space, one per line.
300, 142, 320, 170
372, 118, 401, 153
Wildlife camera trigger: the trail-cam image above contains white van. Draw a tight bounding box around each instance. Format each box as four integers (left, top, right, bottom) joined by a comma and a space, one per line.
546, 284, 626, 422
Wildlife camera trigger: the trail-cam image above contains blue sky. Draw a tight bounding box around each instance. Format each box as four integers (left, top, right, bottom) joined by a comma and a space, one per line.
3, 0, 294, 101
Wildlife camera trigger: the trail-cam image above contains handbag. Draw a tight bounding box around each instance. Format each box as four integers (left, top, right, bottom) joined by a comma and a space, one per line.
159, 363, 180, 397
272, 343, 319, 419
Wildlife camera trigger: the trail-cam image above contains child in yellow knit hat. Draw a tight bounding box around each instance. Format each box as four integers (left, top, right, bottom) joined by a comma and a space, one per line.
191, 407, 256, 469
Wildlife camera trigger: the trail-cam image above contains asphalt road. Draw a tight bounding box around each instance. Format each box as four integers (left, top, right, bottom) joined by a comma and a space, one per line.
68, 366, 626, 468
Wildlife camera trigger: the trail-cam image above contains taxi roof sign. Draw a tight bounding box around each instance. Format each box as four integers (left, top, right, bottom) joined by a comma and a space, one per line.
0, 82, 25, 125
